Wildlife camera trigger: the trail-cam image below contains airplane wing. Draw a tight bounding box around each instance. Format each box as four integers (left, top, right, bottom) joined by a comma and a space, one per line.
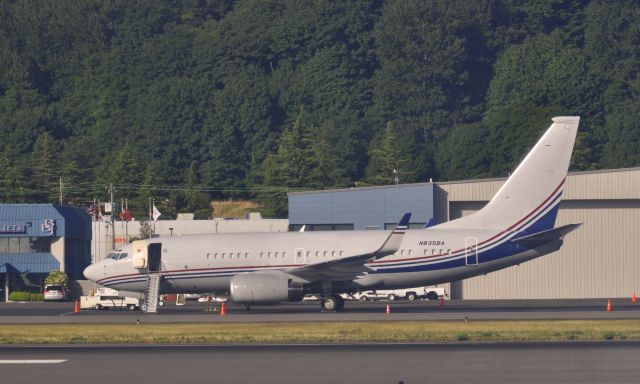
287, 213, 411, 281
511, 223, 582, 248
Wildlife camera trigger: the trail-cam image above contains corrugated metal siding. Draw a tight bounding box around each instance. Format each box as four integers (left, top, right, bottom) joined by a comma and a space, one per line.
439, 168, 640, 201
459, 200, 640, 299
0, 253, 60, 273
0, 204, 92, 239
289, 184, 435, 230
564, 169, 640, 200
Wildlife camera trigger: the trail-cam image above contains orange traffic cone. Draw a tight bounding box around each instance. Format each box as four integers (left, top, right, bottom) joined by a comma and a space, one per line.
386, 304, 390, 315
220, 301, 226, 316
74, 300, 79, 313
606, 298, 612, 312
632, 292, 637, 304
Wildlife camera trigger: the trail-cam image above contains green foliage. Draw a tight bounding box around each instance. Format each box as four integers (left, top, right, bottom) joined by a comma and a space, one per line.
30, 293, 44, 301
9, 291, 44, 301
44, 270, 69, 288
1, 0, 639, 211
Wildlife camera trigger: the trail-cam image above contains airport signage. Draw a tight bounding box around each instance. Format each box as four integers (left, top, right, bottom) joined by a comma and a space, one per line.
0, 219, 56, 236
0, 223, 28, 234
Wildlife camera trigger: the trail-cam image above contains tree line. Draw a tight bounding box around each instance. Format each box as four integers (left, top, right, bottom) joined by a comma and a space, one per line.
1, 0, 639, 218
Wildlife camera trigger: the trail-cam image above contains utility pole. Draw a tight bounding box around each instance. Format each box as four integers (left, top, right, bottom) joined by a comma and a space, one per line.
125, 198, 129, 242
148, 197, 152, 239
59, 177, 63, 205
107, 184, 116, 250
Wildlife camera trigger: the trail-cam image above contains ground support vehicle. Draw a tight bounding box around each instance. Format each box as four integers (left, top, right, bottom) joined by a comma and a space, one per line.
80, 288, 140, 310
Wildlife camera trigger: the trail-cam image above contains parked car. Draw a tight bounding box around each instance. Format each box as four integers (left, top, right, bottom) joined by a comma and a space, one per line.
43, 284, 67, 301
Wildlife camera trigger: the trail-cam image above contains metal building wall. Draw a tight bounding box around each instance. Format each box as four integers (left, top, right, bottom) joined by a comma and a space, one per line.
440, 168, 640, 299
288, 184, 435, 230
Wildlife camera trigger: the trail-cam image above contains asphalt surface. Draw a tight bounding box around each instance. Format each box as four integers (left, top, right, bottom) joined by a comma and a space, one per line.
1, 342, 639, 384
1, 299, 639, 323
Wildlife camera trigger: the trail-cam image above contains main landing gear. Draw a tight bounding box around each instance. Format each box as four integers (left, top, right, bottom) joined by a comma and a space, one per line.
320, 295, 344, 312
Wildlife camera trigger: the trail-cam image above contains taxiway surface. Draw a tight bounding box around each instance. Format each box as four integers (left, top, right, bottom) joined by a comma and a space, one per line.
0, 299, 639, 323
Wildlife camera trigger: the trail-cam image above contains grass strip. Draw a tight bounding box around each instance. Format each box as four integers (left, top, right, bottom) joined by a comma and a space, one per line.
1, 320, 639, 344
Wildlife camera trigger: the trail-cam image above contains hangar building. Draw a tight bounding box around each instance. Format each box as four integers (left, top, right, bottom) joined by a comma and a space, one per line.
0, 204, 92, 301
289, 168, 640, 300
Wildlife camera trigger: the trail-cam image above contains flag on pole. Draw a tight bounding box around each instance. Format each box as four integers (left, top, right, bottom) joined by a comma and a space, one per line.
125, 208, 133, 222
152, 205, 162, 222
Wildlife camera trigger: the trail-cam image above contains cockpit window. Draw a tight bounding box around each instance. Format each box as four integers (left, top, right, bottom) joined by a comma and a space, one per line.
107, 252, 128, 260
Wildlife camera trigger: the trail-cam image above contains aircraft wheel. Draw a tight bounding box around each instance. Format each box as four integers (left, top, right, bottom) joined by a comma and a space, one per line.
321, 296, 338, 312
388, 294, 397, 301
426, 291, 439, 301
407, 293, 417, 301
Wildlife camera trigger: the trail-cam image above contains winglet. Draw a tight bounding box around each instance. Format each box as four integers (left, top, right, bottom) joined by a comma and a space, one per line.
376, 213, 411, 256
424, 217, 436, 229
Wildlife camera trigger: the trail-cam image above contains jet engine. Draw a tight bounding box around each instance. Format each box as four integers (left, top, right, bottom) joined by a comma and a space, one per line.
230, 272, 303, 305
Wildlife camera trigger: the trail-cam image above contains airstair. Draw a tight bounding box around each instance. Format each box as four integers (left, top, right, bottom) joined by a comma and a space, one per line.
144, 273, 161, 314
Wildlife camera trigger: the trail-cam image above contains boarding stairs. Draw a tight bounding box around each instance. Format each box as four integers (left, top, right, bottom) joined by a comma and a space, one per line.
144, 273, 161, 314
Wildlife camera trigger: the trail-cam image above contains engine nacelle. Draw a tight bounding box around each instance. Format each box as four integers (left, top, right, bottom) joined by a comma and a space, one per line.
230, 273, 303, 305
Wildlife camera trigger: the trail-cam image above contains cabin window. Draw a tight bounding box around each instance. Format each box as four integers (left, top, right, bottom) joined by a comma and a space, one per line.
268, 252, 272, 258
409, 250, 413, 256
260, 252, 263, 258
222, 253, 226, 259
316, 251, 320, 257
439, 249, 444, 255
306, 251, 311, 257
324, 251, 328, 257
331, 251, 336, 257
400, 250, 405, 256
245, 253, 248, 258
340, 251, 344, 257
431, 249, 436, 255
206, 253, 210, 259
424, 249, 428, 256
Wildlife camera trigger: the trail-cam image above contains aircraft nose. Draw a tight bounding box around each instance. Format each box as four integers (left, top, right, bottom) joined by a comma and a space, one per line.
83, 263, 99, 281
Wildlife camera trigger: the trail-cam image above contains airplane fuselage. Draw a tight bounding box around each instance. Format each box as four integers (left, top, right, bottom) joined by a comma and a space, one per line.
88, 225, 561, 296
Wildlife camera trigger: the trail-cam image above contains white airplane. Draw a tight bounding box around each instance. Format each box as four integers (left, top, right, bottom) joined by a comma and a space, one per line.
84, 116, 581, 311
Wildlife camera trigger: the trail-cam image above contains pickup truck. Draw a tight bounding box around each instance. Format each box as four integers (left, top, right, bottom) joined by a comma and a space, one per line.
352, 286, 448, 301
80, 294, 141, 310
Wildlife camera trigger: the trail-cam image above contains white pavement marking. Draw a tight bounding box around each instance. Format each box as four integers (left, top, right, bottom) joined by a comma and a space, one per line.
0, 360, 67, 364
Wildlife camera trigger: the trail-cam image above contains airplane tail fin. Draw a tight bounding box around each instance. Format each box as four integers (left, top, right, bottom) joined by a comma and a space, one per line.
439, 116, 580, 233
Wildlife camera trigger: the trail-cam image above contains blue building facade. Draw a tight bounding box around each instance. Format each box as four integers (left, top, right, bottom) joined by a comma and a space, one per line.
0, 204, 91, 300
288, 183, 435, 231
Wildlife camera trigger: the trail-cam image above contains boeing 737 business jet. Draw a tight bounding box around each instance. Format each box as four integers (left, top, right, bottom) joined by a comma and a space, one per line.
84, 116, 581, 311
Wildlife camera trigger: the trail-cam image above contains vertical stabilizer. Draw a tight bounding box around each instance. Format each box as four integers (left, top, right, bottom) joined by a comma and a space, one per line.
439, 116, 579, 231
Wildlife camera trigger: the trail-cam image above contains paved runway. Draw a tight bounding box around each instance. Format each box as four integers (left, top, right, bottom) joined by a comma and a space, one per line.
1, 299, 639, 323
1, 342, 639, 383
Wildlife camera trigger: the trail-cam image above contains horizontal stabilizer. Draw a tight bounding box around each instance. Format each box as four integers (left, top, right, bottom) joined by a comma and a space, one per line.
511, 223, 582, 248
